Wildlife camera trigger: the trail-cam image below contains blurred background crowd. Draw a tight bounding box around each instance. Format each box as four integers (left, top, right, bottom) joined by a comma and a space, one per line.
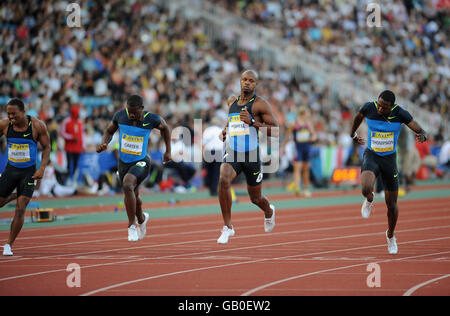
0, 0, 448, 198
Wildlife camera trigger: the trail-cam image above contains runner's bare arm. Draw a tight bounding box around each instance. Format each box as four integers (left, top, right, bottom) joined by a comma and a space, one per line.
281, 123, 295, 150
350, 112, 366, 145
251, 97, 279, 137
33, 119, 51, 180
96, 121, 118, 153
155, 117, 171, 163
0, 119, 9, 138
219, 96, 236, 142
407, 120, 427, 143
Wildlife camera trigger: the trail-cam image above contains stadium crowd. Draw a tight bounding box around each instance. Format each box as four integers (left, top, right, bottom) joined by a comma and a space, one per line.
211, 0, 449, 124
0, 0, 448, 197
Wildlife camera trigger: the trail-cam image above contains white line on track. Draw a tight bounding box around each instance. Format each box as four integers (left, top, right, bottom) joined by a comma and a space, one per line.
2, 198, 449, 254
1, 211, 449, 265
241, 250, 450, 296
1, 224, 449, 285
80, 241, 450, 296
8, 209, 450, 252
402, 274, 450, 296
2, 199, 448, 240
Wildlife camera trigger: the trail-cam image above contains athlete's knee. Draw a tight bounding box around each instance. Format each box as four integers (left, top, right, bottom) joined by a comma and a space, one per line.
218, 176, 231, 190
386, 201, 398, 213
14, 207, 27, 219
250, 194, 264, 205
122, 182, 134, 193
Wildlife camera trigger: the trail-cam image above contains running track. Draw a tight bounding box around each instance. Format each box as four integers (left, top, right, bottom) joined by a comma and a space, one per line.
0, 186, 449, 296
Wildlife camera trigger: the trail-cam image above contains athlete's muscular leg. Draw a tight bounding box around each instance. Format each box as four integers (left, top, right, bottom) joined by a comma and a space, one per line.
0, 193, 17, 208
122, 173, 138, 227
7, 195, 31, 246
218, 163, 237, 229
293, 161, 301, 190
361, 170, 376, 202
301, 162, 310, 191
247, 184, 273, 218
384, 190, 399, 238
135, 190, 144, 224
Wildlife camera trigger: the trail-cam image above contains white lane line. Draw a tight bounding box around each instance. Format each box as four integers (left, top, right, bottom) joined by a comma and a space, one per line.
241, 250, 450, 296
2, 225, 450, 283
1, 211, 449, 265
81, 241, 450, 296
403, 274, 450, 296
2, 199, 448, 240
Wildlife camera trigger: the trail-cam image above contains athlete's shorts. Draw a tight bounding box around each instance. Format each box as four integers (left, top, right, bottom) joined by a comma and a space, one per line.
223, 149, 262, 186
362, 148, 399, 191
295, 142, 311, 162
118, 156, 151, 190
0, 164, 36, 198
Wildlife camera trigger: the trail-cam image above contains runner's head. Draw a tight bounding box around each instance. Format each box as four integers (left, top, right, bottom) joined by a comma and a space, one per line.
6, 98, 26, 126
240, 70, 258, 97
298, 106, 310, 118
126, 95, 144, 121
377, 90, 396, 115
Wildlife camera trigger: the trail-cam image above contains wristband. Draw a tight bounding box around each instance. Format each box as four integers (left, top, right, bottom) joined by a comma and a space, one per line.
352, 132, 358, 139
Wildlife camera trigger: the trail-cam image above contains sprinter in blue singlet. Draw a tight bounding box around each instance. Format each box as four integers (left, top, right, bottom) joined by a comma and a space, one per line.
97, 95, 172, 242
0, 98, 51, 256
350, 90, 428, 255
217, 70, 279, 244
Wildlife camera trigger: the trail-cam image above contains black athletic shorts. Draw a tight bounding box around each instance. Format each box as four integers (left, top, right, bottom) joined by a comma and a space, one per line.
0, 164, 36, 198
362, 148, 399, 191
223, 149, 263, 186
118, 156, 151, 190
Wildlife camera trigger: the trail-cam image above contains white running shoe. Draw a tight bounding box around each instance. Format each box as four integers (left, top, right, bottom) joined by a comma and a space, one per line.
137, 212, 150, 240
3, 244, 13, 256
386, 230, 398, 255
128, 225, 139, 242
361, 198, 374, 219
264, 205, 276, 233
217, 226, 235, 244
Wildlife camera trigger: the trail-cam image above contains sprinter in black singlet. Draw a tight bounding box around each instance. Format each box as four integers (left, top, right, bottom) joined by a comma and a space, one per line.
217, 70, 279, 244
0, 98, 50, 256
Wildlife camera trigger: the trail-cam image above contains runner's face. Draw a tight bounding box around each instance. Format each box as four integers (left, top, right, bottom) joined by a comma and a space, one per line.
377, 98, 393, 115
240, 73, 257, 95
6, 105, 25, 125
126, 105, 143, 121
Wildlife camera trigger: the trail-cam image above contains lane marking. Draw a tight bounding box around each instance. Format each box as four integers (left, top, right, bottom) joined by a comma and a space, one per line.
242, 250, 450, 296
403, 274, 450, 296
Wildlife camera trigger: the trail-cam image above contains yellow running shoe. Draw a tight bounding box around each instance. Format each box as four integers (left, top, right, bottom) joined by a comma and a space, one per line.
286, 181, 296, 192
231, 187, 237, 203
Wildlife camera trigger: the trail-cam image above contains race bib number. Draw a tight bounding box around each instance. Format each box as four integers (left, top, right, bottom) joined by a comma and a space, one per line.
371, 132, 394, 153
121, 134, 144, 155
228, 115, 250, 137
8, 143, 31, 163
296, 129, 310, 142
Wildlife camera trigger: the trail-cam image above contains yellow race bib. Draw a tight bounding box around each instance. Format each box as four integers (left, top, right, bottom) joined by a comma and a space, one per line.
8, 143, 31, 162
228, 115, 250, 137
371, 132, 394, 153
121, 134, 144, 155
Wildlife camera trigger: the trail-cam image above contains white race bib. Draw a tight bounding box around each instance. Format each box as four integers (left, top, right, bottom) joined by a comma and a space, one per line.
8, 143, 31, 162
228, 115, 250, 137
296, 130, 310, 142
121, 134, 144, 156
371, 132, 394, 153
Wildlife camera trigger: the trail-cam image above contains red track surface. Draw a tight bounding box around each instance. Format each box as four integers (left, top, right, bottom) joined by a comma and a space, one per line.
0, 193, 449, 296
